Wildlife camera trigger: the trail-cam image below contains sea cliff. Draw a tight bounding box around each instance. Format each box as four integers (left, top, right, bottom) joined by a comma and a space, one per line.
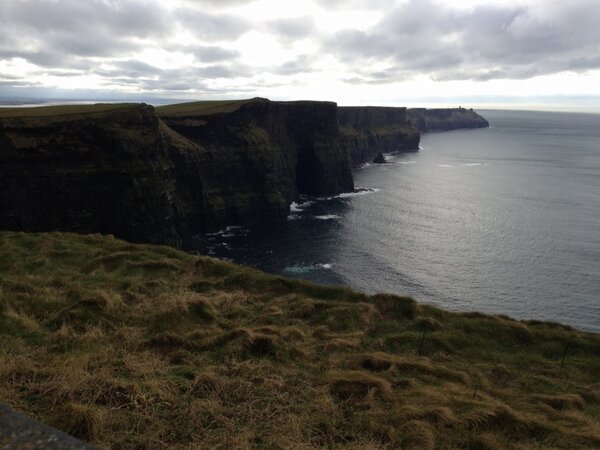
0, 100, 489, 244
408, 107, 489, 132
0, 104, 179, 245
338, 106, 420, 165
158, 98, 353, 235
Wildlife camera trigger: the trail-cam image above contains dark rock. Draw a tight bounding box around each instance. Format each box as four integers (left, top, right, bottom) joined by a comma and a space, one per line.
338, 106, 420, 166
159, 98, 353, 235
372, 152, 386, 164
407, 107, 489, 132
0, 403, 99, 449
0, 104, 179, 245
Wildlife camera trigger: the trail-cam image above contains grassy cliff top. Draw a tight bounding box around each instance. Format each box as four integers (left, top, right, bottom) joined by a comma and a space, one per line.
155, 98, 259, 117
0, 103, 142, 119
1, 231, 599, 449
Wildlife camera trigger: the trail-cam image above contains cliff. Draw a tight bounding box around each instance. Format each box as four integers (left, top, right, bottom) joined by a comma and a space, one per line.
408, 107, 489, 132
158, 98, 353, 235
1, 231, 599, 449
0, 104, 179, 245
338, 106, 420, 165
0, 99, 354, 243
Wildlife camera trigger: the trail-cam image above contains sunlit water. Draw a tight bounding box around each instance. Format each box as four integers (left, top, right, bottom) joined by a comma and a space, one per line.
187, 110, 600, 332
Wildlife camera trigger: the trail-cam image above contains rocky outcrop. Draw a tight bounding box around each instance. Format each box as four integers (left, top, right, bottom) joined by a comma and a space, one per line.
407, 107, 489, 132
0, 100, 489, 245
372, 152, 386, 164
0, 99, 354, 243
159, 98, 353, 235
338, 106, 420, 166
0, 104, 179, 245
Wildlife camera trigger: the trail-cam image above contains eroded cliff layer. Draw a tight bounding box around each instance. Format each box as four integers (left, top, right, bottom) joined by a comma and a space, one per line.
338, 106, 420, 165
0, 104, 179, 245
408, 107, 489, 132
0, 99, 355, 243
158, 98, 353, 235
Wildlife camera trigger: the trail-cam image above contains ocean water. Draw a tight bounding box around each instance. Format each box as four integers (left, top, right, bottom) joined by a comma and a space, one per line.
189, 110, 600, 332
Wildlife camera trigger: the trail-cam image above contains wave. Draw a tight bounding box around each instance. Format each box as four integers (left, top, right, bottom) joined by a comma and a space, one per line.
283, 263, 333, 274
462, 162, 488, 167
438, 164, 453, 168
314, 214, 340, 220
205, 225, 247, 238
289, 200, 314, 212
320, 187, 380, 200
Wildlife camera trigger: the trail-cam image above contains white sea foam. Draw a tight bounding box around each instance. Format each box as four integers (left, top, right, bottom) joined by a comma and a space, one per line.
289, 200, 314, 212
462, 162, 486, 167
205, 225, 247, 237
438, 164, 453, 168
320, 188, 380, 200
314, 214, 340, 220
397, 161, 417, 165
283, 263, 333, 274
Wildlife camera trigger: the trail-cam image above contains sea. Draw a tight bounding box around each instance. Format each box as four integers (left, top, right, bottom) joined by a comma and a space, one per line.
188, 110, 600, 332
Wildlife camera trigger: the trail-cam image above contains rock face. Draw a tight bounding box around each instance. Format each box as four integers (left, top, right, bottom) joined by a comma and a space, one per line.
407, 107, 489, 132
159, 98, 353, 235
372, 152, 386, 164
0, 99, 354, 243
0, 100, 489, 245
338, 106, 420, 166
0, 104, 179, 245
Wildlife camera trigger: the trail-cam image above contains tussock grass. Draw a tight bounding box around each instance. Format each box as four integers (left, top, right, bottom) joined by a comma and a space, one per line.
1, 230, 599, 448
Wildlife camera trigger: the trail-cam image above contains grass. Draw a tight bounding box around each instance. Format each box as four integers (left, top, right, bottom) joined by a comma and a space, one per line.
1, 231, 599, 449
155, 99, 258, 117
0, 103, 140, 119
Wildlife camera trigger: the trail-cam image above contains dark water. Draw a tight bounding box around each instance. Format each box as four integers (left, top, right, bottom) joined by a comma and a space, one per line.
190, 110, 600, 332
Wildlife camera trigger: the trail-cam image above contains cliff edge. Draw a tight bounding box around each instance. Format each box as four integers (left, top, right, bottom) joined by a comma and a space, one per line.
338, 106, 420, 166
408, 107, 489, 132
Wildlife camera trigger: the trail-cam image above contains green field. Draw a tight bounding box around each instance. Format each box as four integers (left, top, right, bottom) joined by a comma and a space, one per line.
155, 98, 258, 117
0, 103, 141, 119
1, 231, 599, 449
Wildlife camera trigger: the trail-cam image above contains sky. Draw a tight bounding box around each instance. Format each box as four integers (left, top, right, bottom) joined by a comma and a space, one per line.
1, 0, 599, 110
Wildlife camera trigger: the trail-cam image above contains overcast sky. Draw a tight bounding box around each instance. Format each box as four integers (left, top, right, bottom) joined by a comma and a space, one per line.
1, 0, 599, 109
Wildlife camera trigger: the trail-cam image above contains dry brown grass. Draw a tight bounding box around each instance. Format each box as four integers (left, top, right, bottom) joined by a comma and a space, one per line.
1, 231, 599, 449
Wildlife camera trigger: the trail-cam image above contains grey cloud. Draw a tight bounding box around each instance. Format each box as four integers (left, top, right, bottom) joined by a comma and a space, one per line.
0, 0, 169, 37
325, 0, 600, 81
270, 55, 315, 75
0, 0, 169, 73
175, 8, 250, 41
187, 46, 241, 63
265, 16, 316, 40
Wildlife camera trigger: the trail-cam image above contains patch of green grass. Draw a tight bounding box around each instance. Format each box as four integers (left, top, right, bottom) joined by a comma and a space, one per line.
0, 103, 140, 119
1, 230, 599, 449
155, 98, 258, 117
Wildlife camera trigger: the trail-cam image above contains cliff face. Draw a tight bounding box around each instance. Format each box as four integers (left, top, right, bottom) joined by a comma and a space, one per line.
408, 107, 489, 132
338, 106, 420, 166
159, 99, 353, 234
0, 99, 355, 243
0, 100, 489, 245
0, 105, 179, 245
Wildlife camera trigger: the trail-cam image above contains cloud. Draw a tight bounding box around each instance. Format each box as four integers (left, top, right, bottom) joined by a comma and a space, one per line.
175, 8, 250, 41
324, 0, 600, 81
265, 16, 316, 41
0, 0, 599, 99
0, 0, 169, 67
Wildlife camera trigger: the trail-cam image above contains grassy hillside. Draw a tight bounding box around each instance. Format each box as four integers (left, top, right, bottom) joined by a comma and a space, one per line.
0, 231, 599, 449
0, 103, 139, 119
155, 99, 256, 117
